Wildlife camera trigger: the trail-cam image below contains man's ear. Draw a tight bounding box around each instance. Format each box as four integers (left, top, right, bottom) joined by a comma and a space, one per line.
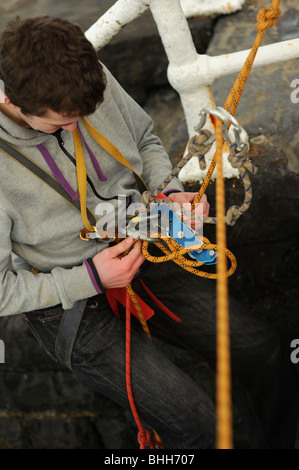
3, 95, 17, 108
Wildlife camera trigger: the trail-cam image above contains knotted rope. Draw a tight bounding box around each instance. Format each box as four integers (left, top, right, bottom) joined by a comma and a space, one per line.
256, 5, 281, 31
141, 130, 213, 209
226, 144, 258, 226
187, 141, 258, 227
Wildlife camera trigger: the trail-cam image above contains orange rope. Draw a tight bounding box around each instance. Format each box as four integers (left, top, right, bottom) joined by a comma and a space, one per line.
125, 289, 163, 449
126, 284, 152, 340
214, 119, 233, 449
193, 0, 281, 450
225, 0, 281, 117
142, 237, 237, 279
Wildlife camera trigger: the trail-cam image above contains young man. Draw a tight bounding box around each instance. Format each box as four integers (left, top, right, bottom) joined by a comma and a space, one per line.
0, 16, 298, 449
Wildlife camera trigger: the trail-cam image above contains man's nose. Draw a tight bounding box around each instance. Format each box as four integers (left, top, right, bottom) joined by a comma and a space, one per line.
61, 122, 78, 131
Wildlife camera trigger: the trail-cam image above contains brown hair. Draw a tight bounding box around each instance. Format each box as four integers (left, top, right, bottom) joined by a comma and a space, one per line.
0, 16, 107, 116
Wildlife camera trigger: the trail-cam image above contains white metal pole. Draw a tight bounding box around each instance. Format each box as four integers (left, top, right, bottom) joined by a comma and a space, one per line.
85, 0, 149, 49
210, 38, 299, 81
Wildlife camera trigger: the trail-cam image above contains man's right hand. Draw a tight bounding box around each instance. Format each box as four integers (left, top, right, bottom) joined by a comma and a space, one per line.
92, 237, 144, 289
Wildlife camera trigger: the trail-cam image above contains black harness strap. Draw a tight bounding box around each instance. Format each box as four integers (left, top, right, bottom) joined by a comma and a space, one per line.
0, 138, 98, 369
0, 137, 97, 227
55, 299, 87, 370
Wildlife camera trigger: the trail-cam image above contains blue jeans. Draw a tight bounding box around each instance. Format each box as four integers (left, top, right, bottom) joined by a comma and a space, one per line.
24, 260, 299, 449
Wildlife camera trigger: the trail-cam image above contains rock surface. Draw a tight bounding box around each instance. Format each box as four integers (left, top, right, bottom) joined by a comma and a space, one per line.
0, 0, 298, 449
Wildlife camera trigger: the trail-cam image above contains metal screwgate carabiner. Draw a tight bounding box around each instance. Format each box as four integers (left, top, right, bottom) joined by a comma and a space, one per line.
194, 106, 248, 152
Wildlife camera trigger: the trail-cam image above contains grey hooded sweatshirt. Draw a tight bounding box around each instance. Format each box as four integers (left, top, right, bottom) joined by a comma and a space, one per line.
0, 66, 183, 316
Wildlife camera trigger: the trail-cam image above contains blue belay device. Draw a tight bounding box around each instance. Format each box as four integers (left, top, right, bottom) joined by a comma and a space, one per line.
149, 201, 217, 266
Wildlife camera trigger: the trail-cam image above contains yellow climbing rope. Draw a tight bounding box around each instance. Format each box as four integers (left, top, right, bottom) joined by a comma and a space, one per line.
142, 236, 237, 279
192, 0, 281, 449
214, 118, 233, 449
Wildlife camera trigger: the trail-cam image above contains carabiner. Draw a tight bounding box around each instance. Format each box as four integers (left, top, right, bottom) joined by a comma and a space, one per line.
194, 106, 248, 152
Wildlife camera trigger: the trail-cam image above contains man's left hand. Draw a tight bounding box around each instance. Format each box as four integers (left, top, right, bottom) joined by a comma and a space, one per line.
166, 192, 210, 230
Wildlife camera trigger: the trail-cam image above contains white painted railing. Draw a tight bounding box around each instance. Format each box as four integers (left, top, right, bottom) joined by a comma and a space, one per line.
180, 0, 246, 17
85, 0, 299, 181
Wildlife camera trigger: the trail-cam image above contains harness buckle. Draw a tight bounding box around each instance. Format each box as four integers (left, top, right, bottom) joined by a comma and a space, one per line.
79, 227, 116, 242
80, 228, 94, 241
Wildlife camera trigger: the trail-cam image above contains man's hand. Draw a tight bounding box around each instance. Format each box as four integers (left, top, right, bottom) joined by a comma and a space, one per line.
167, 192, 210, 230
92, 237, 144, 289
